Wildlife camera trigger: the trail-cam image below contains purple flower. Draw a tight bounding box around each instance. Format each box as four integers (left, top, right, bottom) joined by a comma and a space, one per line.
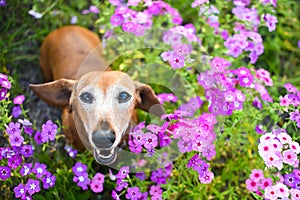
135, 172, 146, 180
202, 144, 216, 160
255, 124, 266, 134
72, 162, 87, 176
252, 97, 262, 110
199, 171, 214, 184
20, 145, 34, 158
149, 185, 163, 196
157, 93, 178, 104
128, 140, 143, 154
0, 0, 6, 6
89, 5, 99, 14
112, 190, 121, 200
6, 122, 21, 135
298, 40, 300, 48
116, 166, 130, 180
12, 106, 22, 118
0, 88, 7, 101
169, 53, 185, 68
284, 173, 297, 187
0, 74, 11, 89
0, 166, 11, 180
73, 172, 90, 190
210, 57, 231, 72
14, 183, 26, 199
9, 133, 24, 147
32, 162, 48, 179
41, 120, 58, 142
116, 178, 128, 191
20, 163, 32, 176
122, 22, 145, 36
263, 13, 278, 32
142, 132, 158, 150
126, 186, 142, 200
25, 179, 40, 195
110, 13, 125, 27
8, 154, 23, 169
42, 172, 56, 189
64, 145, 78, 158
34, 131, 43, 145
13, 95, 25, 104
92, 172, 105, 183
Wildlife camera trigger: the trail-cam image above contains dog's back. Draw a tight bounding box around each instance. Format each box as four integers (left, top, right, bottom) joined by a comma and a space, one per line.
40, 26, 107, 81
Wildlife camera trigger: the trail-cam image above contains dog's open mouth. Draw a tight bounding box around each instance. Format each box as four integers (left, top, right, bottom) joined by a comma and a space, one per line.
94, 147, 117, 165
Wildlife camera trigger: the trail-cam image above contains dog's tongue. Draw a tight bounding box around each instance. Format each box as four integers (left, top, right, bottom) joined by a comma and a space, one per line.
94, 148, 117, 165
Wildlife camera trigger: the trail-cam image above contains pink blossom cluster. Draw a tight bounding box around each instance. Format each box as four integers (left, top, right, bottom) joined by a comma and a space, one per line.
109, 0, 183, 36
160, 25, 200, 69
246, 168, 300, 200
258, 129, 300, 170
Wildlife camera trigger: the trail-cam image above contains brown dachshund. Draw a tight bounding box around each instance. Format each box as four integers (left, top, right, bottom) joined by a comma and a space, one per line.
30, 26, 164, 165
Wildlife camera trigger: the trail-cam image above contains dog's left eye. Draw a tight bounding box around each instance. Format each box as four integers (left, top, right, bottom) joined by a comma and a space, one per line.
80, 92, 94, 104
118, 91, 131, 103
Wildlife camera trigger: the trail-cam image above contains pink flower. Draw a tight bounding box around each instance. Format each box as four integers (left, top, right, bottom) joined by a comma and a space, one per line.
90, 180, 103, 193
275, 183, 289, 198
13, 95, 25, 105
260, 178, 273, 190
290, 141, 300, 154
264, 152, 283, 170
246, 178, 259, 191
282, 149, 297, 166
199, 171, 214, 184
279, 95, 291, 107
264, 185, 279, 200
290, 188, 300, 200
250, 169, 264, 182
277, 132, 292, 144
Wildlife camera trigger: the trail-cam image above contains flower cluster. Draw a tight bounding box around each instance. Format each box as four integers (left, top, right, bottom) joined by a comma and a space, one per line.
72, 161, 105, 192
246, 168, 300, 199
109, 0, 183, 36
64, 145, 78, 158
0, 74, 11, 101
111, 163, 171, 199
160, 25, 199, 69
246, 127, 300, 198
258, 129, 299, 170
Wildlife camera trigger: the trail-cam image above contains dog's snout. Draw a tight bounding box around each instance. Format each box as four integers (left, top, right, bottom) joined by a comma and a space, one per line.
101, 121, 110, 131
92, 129, 115, 149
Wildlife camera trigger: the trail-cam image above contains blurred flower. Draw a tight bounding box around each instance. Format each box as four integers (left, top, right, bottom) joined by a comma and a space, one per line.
199, 171, 214, 184
263, 14, 278, 32
14, 183, 26, 198
0, 0, 6, 6
28, 10, 43, 19
32, 162, 48, 179
34, 131, 43, 145
6, 122, 21, 135
0, 166, 11, 180
20, 145, 34, 158
25, 179, 40, 195
41, 120, 58, 142
20, 163, 32, 176
126, 186, 142, 199
9, 133, 24, 147
13, 95, 25, 104
169, 53, 185, 68
116, 166, 130, 180
73, 172, 90, 190
42, 172, 56, 189
12, 106, 22, 118
70, 16, 78, 24
8, 154, 23, 169
82, 5, 99, 14
72, 162, 87, 176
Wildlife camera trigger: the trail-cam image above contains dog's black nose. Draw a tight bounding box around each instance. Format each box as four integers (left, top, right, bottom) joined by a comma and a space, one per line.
92, 129, 115, 149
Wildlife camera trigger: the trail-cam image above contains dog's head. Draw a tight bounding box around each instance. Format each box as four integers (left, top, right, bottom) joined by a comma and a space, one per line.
30, 71, 164, 165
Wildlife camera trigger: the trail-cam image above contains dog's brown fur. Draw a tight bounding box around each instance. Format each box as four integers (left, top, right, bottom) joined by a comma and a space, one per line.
30, 26, 164, 164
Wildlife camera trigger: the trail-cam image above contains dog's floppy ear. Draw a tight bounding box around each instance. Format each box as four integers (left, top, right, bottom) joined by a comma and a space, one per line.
30, 79, 76, 108
135, 81, 165, 117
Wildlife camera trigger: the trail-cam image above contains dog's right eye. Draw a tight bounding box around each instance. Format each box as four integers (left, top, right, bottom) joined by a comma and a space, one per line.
80, 92, 93, 104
